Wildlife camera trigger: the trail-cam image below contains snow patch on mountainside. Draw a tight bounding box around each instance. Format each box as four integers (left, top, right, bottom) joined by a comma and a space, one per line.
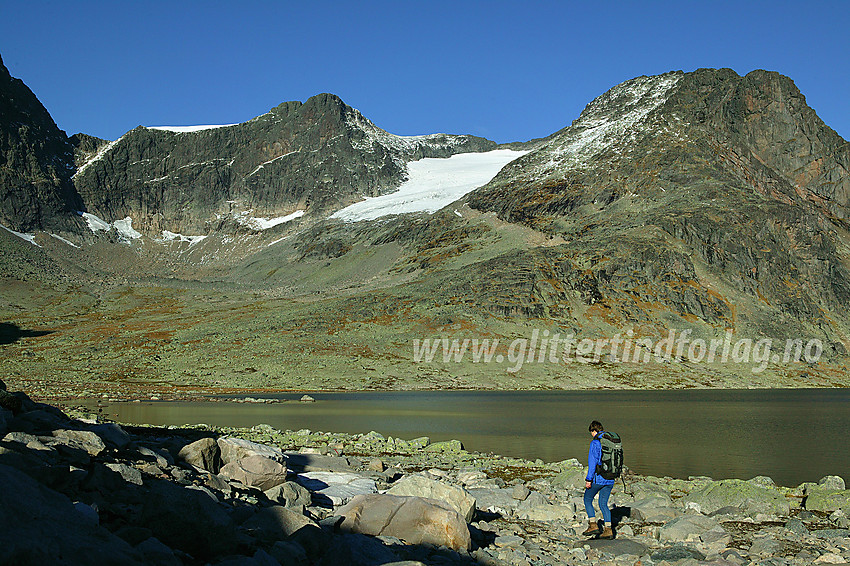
508, 73, 682, 183
146, 124, 239, 133
160, 231, 207, 245
79, 212, 142, 243
73, 135, 126, 179
80, 212, 111, 232
345, 107, 474, 162
113, 217, 142, 240
0, 224, 40, 247
331, 149, 526, 222
50, 234, 80, 248
234, 210, 306, 230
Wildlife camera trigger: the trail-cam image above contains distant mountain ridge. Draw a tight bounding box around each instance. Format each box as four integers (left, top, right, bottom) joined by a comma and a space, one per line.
70, 93, 497, 236
0, 54, 499, 238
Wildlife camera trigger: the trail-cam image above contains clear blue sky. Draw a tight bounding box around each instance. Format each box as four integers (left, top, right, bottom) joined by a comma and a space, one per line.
1, 1, 848, 143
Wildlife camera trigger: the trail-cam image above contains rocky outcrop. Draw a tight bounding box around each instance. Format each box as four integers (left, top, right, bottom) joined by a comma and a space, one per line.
0, 55, 82, 232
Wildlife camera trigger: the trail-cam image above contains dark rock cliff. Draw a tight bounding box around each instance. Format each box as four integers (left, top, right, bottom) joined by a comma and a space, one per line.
0, 55, 82, 232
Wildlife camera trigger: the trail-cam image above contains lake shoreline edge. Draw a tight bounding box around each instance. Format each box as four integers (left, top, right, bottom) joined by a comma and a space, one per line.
2, 383, 850, 565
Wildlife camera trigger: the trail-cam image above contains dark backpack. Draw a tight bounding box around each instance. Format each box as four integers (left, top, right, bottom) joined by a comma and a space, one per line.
595, 431, 623, 480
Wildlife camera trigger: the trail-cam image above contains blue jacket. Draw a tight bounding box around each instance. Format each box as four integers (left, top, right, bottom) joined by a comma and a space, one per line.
586, 432, 616, 485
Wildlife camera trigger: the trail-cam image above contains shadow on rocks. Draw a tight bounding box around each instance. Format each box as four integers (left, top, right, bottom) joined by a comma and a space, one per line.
0, 322, 53, 345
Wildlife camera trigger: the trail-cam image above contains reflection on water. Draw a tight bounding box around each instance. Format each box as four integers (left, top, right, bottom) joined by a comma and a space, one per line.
85, 389, 850, 486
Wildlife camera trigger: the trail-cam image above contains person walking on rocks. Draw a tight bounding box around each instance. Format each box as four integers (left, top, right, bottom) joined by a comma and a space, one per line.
582, 420, 615, 539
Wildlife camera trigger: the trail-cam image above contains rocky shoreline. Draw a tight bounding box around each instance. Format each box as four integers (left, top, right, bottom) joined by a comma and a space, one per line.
1, 382, 850, 566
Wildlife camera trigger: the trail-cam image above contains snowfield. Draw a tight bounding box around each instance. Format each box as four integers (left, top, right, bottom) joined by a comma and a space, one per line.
330, 149, 526, 222
146, 124, 239, 133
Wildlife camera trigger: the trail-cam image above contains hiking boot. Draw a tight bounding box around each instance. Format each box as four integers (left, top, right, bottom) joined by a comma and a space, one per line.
599, 525, 614, 539
582, 520, 602, 536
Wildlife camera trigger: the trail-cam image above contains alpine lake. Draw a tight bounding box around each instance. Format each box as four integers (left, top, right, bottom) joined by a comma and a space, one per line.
81, 388, 850, 487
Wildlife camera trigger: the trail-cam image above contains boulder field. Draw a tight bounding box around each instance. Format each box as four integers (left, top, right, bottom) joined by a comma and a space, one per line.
1, 386, 849, 565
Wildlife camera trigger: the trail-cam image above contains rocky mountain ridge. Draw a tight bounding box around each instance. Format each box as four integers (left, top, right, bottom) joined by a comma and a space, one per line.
0, 54, 82, 233
70, 93, 498, 236
454, 68, 850, 359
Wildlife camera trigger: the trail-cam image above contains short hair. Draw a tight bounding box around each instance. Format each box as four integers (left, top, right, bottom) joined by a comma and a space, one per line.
589, 420, 603, 433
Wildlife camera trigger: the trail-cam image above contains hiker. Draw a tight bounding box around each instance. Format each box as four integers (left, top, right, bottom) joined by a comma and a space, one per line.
582, 420, 615, 539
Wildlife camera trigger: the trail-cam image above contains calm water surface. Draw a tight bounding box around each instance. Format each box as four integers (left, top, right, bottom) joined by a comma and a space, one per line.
87, 389, 850, 487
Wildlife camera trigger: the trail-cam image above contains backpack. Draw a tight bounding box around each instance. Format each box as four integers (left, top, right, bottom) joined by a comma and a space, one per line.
595, 431, 624, 480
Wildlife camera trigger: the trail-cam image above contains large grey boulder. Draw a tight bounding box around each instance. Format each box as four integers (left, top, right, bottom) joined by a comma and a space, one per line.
626, 480, 674, 505
241, 505, 320, 542
284, 452, 353, 473
629, 496, 683, 522
177, 437, 221, 472
818, 476, 847, 491
0, 464, 146, 565
549, 466, 587, 491
515, 491, 574, 521
89, 423, 131, 449
220, 454, 288, 491
105, 463, 144, 486
659, 514, 725, 543
469, 487, 518, 516
218, 436, 285, 465
337, 493, 472, 551
265, 481, 312, 507
51, 429, 107, 456
683, 479, 790, 516
387, 474, 476, 522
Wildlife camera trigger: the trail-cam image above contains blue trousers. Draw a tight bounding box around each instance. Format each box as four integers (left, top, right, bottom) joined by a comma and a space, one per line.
584, 483, 613, 524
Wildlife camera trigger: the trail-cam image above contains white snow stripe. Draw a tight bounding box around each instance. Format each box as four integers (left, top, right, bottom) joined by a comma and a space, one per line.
0, 224, 41, 247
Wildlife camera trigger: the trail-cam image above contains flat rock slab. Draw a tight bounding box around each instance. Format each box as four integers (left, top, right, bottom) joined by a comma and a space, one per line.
220, 455, 288, 491
296, 472, 377, 506
284, 452, 353, 473
659, 514, 724, 543
469, 487, 518, 516
579, 538, 649, 556
651, 544, 706, 561
684, 479, 790, 516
